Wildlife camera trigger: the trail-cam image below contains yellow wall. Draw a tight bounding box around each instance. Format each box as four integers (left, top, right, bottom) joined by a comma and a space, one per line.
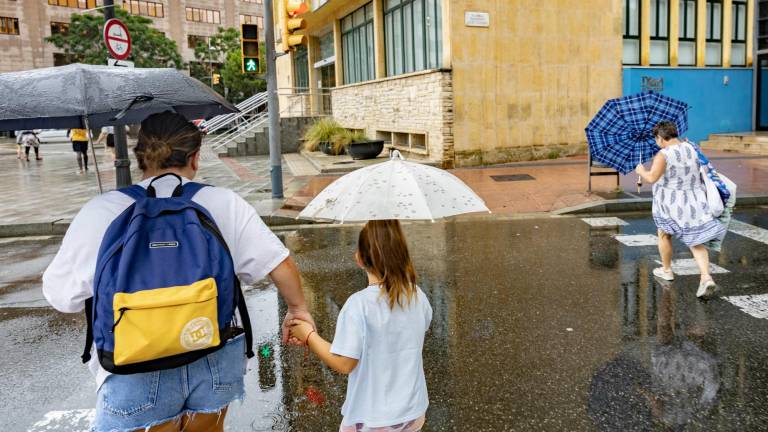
449, 0, 623, 165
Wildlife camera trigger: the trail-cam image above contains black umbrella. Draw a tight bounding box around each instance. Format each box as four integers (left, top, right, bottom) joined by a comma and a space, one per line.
0, 63, 238, 130
0, 64, 238, 192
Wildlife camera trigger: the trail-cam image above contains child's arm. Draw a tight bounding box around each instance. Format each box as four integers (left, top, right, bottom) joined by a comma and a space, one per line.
290, 319, 359, 375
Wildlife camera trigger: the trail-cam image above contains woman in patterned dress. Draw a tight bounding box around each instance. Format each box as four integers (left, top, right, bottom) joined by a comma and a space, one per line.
635, 121, 726, 298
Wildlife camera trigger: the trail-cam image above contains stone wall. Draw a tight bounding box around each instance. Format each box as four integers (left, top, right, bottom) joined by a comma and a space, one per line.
330, 70, 454, 167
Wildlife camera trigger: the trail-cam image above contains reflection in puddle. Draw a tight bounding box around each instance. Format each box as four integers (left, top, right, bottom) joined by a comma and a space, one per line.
233, 218, 768, 431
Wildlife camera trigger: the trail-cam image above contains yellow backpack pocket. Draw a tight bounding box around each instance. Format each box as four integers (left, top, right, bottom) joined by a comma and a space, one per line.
112, 278, 220, 366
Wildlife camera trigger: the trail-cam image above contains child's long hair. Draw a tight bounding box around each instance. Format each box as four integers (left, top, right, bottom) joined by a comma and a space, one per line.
357, 220, 417, 309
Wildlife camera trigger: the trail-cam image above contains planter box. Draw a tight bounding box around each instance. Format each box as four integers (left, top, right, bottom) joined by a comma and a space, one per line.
319, 141, 345, 156
347, 140, 384, 160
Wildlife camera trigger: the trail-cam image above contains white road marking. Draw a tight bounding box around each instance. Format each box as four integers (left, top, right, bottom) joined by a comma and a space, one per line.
28, 409, 94, 431
581, 217, 629, 227
723, 294, 768, 320
614, 234, 659, 246
653, 258, 730, 275
728, 220, 768, 245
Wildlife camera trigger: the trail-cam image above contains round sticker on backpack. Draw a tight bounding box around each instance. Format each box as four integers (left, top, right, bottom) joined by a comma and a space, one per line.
180, 317, 215, 350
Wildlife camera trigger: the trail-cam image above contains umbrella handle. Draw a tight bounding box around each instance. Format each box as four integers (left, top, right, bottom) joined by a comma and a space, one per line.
637, 175, 642, 193
390, 149, 405, 161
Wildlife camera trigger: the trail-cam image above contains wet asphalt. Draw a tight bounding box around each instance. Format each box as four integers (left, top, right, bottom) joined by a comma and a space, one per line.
2, 211, 768, 431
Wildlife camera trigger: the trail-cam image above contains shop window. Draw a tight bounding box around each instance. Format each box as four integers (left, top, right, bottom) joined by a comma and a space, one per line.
731, 0, 747, 66
384, 0, 442, 76
342, 3, 375, 84
706, 0, 723, 66
623, 0, 641, 65
650, 0, 670, 65
679, 0, 697, 66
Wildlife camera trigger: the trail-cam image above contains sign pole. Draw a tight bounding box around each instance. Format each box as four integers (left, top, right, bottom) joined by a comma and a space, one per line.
264, 0, 283, 199
103, 0, 132, 188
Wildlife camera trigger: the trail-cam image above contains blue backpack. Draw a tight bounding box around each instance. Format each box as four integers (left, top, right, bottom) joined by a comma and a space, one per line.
82, 174, 254, 374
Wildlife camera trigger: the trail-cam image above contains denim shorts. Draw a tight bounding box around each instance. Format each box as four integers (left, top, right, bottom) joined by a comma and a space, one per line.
92, 334, 246, 432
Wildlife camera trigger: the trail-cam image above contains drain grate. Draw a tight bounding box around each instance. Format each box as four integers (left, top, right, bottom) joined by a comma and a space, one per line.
491, 174, 535, 182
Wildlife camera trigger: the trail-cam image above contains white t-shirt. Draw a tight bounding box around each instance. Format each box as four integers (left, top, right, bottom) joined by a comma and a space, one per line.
42, 175, 290, 390
330, 284, 432, 427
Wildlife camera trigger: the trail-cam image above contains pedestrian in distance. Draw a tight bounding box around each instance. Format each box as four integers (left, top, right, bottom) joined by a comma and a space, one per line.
68, 128, 90, 174
43, 111, 315, 432
16, 130, 42, 161
95, 125, 118, 162
290, 219, 432, 432
635, 121, 726, 299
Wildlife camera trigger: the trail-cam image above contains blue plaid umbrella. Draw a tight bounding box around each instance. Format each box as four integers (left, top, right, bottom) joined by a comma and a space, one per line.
585, 92, 690, 175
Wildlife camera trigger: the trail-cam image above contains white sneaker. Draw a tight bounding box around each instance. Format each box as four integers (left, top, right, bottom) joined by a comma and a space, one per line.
653, 267, 674, 281
697, 278, 717, 299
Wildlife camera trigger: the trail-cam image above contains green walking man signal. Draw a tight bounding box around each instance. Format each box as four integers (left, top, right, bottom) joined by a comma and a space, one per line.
241, 24, 259, 74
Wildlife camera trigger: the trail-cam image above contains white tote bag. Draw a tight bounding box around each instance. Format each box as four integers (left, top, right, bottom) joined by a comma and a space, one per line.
700, 166, 725, 217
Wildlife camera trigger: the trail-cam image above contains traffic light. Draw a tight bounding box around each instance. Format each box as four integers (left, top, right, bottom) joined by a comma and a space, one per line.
212, 73, 220, 85
241, 23, 259, 74
281, 0, 308, 52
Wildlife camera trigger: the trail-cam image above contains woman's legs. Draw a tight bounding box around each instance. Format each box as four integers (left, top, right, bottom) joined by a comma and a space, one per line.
74, 151, 84, 172
690, 244, 712, 282
658, 230, 673, 271
144, 408, 228, 432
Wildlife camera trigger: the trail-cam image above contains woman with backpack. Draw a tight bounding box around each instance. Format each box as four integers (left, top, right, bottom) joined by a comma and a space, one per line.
43, 112, 314, 432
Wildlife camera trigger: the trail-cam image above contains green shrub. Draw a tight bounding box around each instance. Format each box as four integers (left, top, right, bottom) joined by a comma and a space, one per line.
302, 118, 345, 152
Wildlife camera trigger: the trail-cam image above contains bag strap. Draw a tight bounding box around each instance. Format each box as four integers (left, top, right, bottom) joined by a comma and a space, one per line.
180, 182, 208, 200
118, 184, 146, 202
81, 297, 94, 363
236, 279, 256, 359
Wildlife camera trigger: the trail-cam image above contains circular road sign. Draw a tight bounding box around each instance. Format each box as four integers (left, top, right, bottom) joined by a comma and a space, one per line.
103, 18, 131, 60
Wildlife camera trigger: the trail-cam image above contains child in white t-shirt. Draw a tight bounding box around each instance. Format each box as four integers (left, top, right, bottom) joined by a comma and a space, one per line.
290, 220, 432, 432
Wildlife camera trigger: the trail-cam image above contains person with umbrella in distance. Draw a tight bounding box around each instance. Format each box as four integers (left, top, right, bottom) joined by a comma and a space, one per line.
635, 121, 726, 299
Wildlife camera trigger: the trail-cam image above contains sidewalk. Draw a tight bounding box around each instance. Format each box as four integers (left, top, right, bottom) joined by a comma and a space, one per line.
2, 139, 768, 236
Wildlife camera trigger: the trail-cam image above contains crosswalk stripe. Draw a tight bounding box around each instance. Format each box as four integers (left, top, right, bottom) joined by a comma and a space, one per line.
723, 294, 768, 320
653, 258, 729, 275
581, 217, 629, 227
727, 220, 768, 245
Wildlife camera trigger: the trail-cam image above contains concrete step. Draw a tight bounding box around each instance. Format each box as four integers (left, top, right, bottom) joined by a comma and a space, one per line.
701, 132, 768, 155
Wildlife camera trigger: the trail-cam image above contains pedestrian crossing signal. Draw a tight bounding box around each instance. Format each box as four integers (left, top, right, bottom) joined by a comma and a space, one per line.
241, 24, 260, 74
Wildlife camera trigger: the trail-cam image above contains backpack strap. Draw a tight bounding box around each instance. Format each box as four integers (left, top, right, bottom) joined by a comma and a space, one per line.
180, 182, 209, 200
81, 297, 94, 363
118, 184, 147, 201
236, 279, 256, 359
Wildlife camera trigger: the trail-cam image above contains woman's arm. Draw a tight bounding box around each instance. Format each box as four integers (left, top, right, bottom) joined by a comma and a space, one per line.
290, 320, 359, 375
635, 152, 667, 184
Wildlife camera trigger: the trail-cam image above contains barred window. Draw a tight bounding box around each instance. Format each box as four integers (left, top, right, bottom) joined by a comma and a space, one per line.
342, 3, 375, 84
678, 0, 697, 66
384, 0, 442, 77
623, 0, 641, 65
650, 0, 669, 65
731, 0, 747, 66
294, 44, 309, 93
705, 0, 723, 66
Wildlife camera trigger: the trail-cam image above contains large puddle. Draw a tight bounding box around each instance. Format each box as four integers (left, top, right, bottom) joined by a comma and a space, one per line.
226, 216, 768, 431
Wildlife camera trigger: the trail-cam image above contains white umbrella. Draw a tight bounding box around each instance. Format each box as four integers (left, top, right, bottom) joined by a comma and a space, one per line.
299, 151, 490, 223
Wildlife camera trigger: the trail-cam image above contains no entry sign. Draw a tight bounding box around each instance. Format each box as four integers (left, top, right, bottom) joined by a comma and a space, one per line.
103, 19, 131, 60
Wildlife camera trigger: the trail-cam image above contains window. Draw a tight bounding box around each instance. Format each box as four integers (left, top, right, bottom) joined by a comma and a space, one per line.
0, 17, 19, 35
187, 34, 208, 49
240, 14, 264, 29
50, 21, 70, 35
731, 0, 747, 66
706, 0, 723, 66
294, 44, 309, 93
342, 3, 375, 84
384, 0, 442, 76
122, 1, 164, 18
623, 0, 641, 65
185, 7, 221, 24
53, 53, 75, 66
759, 0, 768, 51
47, 0, 97, 8
650, 0, 669, 65
678, 0, 697, 66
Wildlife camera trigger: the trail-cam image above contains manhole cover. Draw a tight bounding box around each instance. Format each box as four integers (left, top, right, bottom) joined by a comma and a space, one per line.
490, 174, 535, 182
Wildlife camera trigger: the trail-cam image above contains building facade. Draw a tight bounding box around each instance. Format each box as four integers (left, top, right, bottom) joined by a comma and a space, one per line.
0, 0, 264, 72
276, 0, 756, 168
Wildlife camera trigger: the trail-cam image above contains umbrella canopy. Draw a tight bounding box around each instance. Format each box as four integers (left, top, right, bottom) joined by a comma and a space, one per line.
0, 63, 237, 130
299, 151, 489, 223
585, 92, 689, 175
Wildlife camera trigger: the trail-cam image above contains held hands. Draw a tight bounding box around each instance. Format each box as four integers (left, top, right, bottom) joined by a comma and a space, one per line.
282, 309, 315, 345
288, 318, 315, 343
635, 163, 646, 175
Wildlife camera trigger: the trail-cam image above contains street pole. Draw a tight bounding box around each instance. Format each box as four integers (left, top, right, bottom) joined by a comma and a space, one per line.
103, 0, 132, 188
264, 0, 284, 199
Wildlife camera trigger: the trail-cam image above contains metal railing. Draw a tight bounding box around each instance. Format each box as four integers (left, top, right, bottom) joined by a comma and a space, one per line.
203, 91, 268, 134
279, 87, 333, 117
207, 88, 332, 152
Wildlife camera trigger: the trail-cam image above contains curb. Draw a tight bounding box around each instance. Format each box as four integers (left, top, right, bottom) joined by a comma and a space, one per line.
554, 194, 768, 215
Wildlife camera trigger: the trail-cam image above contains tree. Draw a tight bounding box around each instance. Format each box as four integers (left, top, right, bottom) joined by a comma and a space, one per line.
46, 9, 183, 69
192, 27, 265, 104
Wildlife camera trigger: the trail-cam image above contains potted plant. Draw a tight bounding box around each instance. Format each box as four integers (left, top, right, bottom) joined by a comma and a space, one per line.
302, 118, 346, 156
339, 130, 385, 160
